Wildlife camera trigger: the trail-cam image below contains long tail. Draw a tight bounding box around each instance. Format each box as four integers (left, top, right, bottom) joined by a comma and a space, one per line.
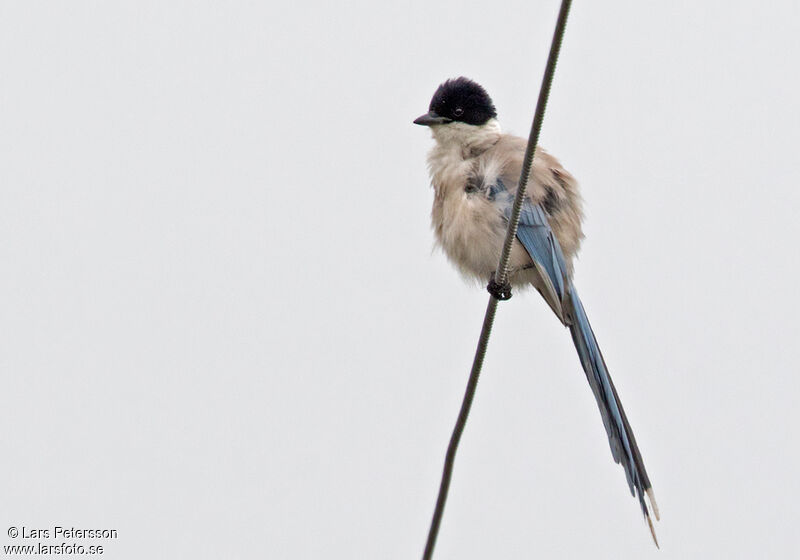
566, 286, 660, 545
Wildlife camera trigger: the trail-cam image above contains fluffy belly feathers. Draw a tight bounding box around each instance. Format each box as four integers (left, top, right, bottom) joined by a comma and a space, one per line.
433, 190, 532, 283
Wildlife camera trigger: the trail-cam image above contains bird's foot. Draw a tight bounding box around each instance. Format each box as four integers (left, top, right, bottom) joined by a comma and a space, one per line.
487, 275, 512, 301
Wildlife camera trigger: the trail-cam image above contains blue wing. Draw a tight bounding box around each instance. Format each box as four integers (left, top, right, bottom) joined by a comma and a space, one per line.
489, 179, 658, 539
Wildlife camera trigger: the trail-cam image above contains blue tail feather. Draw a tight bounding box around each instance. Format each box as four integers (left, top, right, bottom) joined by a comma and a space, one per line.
489, 177, 656, 538
566, 287, 652, 514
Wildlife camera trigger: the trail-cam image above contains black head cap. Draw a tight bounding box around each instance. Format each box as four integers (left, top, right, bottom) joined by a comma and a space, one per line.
427, 77, 497, 125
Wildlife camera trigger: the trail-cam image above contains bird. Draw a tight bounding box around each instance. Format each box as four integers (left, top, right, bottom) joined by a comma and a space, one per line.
414, 77, 659, 544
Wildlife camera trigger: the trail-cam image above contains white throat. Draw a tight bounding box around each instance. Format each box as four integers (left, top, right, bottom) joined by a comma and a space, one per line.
426, 118, 504, 202
430, 118, 502, 156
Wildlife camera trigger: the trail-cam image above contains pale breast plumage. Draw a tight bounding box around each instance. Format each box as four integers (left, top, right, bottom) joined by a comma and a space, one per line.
427, 119, 584, 299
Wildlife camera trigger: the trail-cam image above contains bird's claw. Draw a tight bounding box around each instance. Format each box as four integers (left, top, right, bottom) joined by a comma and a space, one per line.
487, 276, 512, 300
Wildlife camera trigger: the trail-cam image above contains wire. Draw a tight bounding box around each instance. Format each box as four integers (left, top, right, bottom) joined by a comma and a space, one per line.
421, 2, 573, 558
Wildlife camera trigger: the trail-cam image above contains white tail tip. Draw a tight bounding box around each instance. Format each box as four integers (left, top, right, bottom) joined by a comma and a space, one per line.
646, 487, 660, 521
646, 513, 659, 548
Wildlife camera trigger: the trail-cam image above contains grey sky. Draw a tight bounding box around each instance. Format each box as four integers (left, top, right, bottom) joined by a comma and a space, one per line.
1, 1, 799, 558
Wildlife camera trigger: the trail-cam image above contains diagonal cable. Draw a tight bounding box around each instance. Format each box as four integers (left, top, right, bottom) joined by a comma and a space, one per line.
421, 2, 573, 558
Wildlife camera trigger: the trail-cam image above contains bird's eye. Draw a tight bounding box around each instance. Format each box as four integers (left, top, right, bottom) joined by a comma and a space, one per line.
453, 107, 464, 117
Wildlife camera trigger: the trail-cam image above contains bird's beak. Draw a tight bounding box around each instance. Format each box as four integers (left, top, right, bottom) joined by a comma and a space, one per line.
413, 111, 452, 126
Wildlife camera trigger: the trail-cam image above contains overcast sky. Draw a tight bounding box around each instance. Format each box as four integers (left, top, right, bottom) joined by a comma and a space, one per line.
2, 1, 799, 558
